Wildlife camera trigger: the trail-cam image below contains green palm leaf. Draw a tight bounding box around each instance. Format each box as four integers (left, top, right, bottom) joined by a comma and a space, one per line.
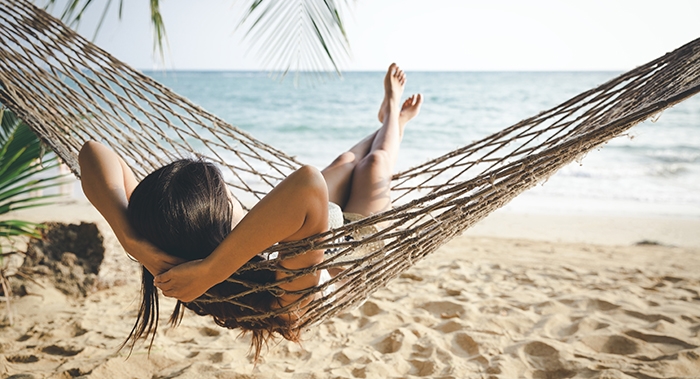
41, 0, 353, 80
43, 0, 167, 59
238, 0, 353, 80
0, 162, 61, 193
0, 220, 43, 240
0, 107, 67, 254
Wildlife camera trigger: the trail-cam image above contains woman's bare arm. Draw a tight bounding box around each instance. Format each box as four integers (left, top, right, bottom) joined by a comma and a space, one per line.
78, 141, 182, 275
154, 165, 330, 302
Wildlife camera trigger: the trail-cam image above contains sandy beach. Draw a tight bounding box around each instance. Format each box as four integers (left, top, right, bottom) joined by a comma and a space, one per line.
1, 197, 699, 378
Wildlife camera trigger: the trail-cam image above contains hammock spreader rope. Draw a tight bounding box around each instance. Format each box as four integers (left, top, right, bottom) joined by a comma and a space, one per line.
1, 0, 699, 329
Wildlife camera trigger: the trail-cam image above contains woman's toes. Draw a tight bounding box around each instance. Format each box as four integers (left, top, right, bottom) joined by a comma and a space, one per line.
399, 93, 423, 121
414, 93, 423, 107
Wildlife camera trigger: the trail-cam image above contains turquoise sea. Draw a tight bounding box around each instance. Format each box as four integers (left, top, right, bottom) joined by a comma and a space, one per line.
142, 71, 700, 217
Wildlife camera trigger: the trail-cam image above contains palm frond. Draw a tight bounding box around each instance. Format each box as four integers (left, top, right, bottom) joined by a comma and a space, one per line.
237, 0, 354, 80
0, 179, 66, 205
149, 0, 167, 61
0, 220, 43, 239
0, 107, 66, 251
0, 161, 62, 193
43, 0, 167, 59
42, 1, 351, 78
93, 0, 116, 40
0, 194, 64, 214
45, 0, 124, 39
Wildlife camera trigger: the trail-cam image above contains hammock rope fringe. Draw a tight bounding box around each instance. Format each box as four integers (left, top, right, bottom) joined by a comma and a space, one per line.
1, 0, 699, 329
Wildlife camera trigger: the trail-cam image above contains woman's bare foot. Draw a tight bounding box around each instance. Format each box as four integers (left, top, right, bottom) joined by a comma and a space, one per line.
378, 93, 424, 131
379, 63, 406, 123
399, 93, 423, 126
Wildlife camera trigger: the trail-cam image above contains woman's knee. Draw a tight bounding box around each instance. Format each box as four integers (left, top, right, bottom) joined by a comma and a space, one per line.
331, 151, 358, 167
356, 150, 391, 175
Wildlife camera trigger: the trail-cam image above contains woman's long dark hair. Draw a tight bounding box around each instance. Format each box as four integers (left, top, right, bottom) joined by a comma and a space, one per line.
122, 159, 296, 360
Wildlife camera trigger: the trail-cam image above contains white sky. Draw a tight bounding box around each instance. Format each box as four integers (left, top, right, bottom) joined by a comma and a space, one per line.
59, 0, 700, 71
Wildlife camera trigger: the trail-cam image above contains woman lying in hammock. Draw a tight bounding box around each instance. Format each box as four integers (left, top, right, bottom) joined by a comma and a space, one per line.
78, 63, 422, 358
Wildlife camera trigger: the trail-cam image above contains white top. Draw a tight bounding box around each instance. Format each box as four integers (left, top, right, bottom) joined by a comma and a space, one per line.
328, 201, 344, 229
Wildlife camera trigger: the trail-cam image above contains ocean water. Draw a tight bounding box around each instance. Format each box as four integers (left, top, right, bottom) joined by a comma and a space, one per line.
144, 71, 700, 217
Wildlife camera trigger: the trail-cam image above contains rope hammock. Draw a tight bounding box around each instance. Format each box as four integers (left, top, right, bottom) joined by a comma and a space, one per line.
2, 0, 700, 331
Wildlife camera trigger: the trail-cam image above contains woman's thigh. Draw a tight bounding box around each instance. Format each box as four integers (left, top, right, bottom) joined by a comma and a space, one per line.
342, 150, 393, 216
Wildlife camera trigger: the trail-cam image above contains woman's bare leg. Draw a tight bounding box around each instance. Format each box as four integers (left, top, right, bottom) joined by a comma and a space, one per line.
342, 64, 422, 216
321, 134, 375, 207
322, 91, 423, 208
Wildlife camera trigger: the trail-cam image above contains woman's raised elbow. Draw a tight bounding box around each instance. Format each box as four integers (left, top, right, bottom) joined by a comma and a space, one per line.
78, 140, 101, 165
290, 165, 327, 195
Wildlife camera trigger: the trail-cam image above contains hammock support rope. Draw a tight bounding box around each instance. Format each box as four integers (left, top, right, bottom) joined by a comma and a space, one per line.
1, 0, 699, 329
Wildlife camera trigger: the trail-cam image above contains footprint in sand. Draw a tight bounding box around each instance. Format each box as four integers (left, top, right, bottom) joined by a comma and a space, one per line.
559, 317, 609, 337
408, 358, 437, 377
452, 332, 480, 357
418, 300, 466, 319
691, 324, 700, 335
581, 335, 639, 355
602, 335, 639, 355
71, 322, 88, 337
523, 341, 559, 360
359, 300, 382, 317
587, 298, 620, 311
624, 330, 698, 354
199, 327, 221, 337
41, 344, 83, 356
6, 354, 39, 363
333, 347, 371, 365
373, 328, 417, 354
209, 352, 224, 363
434, 320, 465, 333
410, 339, 435, 360
557, 297, 620, 312
682, 315, 700, 323
623, 309, 675, 323
520, 341, 576, 374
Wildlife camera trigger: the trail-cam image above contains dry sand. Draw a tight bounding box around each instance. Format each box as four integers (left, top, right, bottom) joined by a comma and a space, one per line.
1, 199, 699, 378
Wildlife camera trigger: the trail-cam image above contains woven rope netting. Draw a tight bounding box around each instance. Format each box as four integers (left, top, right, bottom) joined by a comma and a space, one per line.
2, 0, 700, 329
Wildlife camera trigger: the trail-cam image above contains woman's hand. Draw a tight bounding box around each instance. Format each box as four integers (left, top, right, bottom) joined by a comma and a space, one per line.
124, 237, 184, 277
154, 260, 215, 302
